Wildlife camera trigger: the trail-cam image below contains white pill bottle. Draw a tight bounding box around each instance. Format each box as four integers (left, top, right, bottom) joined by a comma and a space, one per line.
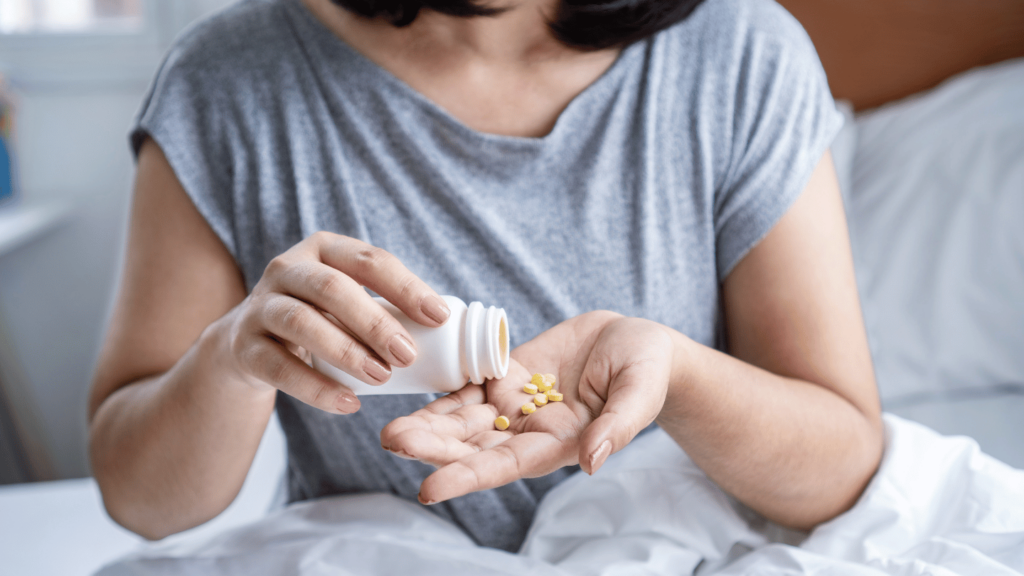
312, 295, 510, 395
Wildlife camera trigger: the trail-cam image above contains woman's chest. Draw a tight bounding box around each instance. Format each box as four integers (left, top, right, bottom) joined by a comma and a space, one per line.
238, 46, 722, 346
278, 140, 722, 348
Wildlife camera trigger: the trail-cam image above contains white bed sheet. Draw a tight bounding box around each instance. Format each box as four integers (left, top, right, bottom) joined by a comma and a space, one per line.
0, 478, 141, 576
0, 411, 287, 576
95, 415, 1024, 576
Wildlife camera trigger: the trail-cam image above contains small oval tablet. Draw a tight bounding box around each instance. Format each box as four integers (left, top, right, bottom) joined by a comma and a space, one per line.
546, 390, 563, 402
523, 383, 539, 394
494, 415, 510, 431
538, 380, 553, 393
543, 373, 556, 385
534, 393, 548, 406
531, 373, 545, 386
521, 403, 537, 415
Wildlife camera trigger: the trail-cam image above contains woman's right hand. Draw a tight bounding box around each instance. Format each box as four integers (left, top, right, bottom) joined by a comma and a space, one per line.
92, 142, 452, 539
217, 231, 450, 414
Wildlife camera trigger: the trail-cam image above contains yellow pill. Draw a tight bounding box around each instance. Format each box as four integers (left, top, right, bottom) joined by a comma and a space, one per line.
531, 373, 545, 386
534, 393, 548, 406
537, 380, 553, 393
543, 373, 557, 385
494, 415, 510, 431
521, 402, 537, 415
546, 390, 563, 402
523, 383, 539, 394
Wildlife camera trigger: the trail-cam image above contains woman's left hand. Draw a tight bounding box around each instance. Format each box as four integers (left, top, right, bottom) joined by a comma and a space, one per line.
380, 311, 673, 504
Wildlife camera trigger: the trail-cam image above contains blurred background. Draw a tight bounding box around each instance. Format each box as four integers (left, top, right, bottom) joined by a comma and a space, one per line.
0, 0, 237, 484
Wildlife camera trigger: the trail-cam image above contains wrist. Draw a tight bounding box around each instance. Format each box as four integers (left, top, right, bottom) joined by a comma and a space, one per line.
197, 314, 278, 403
657, 328, 701, 423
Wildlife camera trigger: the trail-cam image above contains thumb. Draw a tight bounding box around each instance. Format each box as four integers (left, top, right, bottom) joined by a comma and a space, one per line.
578, 324, 672, 474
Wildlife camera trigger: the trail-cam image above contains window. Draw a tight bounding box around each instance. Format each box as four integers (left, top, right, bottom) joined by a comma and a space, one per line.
1, 0, 144, 34
0, 0, 234, 87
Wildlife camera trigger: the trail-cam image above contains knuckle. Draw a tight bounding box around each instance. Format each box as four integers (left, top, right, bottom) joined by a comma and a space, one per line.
311, 269, 344, 298
261, 353, 291, 386
264, 255, 290, 278
352, 246, 392, 277
230, 333, 253, 368
243, 294, 269, 320
364, 311, 394, 342
393, 274, 422, 303
277, 302, 309, 335
233, 341, 259, 379
309, 231, 332, 244
251, 296, 284, 334
334, 336, 364, 368
589, 310, 625, 324
308, 380, 334, 409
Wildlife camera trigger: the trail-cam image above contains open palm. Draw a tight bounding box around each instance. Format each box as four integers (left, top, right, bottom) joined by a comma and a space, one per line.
380, 311, 673, 504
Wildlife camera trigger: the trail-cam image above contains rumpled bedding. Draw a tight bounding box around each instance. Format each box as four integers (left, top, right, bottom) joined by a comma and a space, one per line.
97, 415, 1024, 575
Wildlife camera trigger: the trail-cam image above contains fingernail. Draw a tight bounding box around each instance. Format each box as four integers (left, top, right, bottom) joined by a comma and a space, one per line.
363, 356, 391, 383
421, 295, 450, 325
418, 493, 436, 505
388, 334, 417, 367
589, 440, 612, 474
335, 394, 359, 414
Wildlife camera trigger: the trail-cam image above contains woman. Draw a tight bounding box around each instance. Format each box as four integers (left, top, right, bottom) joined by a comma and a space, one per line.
88, 0, 883, 553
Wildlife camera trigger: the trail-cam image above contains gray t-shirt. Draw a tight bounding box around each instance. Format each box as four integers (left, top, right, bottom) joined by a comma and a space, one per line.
131, 0, 841, 552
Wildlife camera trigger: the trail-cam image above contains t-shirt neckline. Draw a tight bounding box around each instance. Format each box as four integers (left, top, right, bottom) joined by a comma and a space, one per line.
282, 0, 641, 146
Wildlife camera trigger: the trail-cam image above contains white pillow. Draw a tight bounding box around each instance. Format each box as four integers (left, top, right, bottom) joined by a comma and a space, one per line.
846, 58, 1024, 403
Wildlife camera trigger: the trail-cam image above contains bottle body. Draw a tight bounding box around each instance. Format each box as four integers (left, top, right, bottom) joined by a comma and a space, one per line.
312, 295, 509, 395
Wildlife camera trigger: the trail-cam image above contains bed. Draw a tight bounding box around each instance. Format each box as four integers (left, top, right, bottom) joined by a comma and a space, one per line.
3, 3, 1023, 575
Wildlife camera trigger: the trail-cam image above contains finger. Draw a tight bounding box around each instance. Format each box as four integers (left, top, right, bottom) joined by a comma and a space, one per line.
379, 385, 485, 449
274, 260, 419, 368
466, 430, 517, 452
316, 235, 451, 327
257, 293, 392, 385
578, 360, 668, 475
387, 427, 513, 467
381, 403, 497, 450
422, 384, 488, 415
400, 429, 513, 467
241, 336, 361, 415
418, 432, 574, 504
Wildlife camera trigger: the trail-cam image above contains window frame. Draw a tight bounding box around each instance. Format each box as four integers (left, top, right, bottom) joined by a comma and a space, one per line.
0, 0, 202, 88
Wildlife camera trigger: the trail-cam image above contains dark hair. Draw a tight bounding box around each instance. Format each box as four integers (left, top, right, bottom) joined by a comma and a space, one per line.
328, 0, 707, 49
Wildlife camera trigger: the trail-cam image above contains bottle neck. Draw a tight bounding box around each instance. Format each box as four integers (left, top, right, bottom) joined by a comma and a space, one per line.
462, 301, 510, 385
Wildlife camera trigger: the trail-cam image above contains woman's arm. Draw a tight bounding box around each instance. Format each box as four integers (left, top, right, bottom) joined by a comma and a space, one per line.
90, 139, 450, 539
382, 151, 883, 529
656, 151, 883, 529
89, 139, 267, 539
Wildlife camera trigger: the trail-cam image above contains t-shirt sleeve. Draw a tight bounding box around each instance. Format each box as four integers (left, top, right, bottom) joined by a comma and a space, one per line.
712, 4, 843, 280
129, 22, 239, 260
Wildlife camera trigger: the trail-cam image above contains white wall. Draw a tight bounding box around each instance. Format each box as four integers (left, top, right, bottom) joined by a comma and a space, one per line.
0, 0, 237, 479
0, 88, 144, 478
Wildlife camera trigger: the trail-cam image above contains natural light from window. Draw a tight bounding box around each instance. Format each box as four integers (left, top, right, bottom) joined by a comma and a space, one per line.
0, 0, 143, 34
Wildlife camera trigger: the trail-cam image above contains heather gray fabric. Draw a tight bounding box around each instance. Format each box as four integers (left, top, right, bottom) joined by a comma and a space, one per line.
131, 0, 842, 552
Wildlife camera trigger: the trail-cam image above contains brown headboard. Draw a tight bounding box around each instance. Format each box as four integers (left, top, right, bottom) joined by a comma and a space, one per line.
778, 0, 1024, 110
